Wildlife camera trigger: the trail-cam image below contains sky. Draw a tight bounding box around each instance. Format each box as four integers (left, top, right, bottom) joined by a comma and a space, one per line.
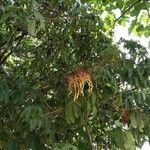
140, 142, 150, 150
114, 26, 150, 150
114, 25, 150, 50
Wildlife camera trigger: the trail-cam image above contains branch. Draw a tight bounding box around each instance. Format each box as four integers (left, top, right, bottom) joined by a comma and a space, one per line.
43, 108, 64, 116
85, 113, 96, 150
142, 137, 150, 143
44, 101, 53, 111
114, 0, 141, 24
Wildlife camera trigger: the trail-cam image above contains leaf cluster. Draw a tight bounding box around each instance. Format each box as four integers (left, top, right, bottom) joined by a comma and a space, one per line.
0, 0, 150, 150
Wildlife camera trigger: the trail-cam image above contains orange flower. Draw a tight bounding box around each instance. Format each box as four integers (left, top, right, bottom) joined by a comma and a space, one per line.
66, 69, 93, 101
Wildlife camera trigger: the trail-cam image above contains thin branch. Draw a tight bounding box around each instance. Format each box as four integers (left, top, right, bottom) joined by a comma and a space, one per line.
44, 101, 53, 111
85, 125, 96, 150
144, 0, 150, 18
114, 0, 141, 25
43, 108, 64, 116
142, 137, 150, 143
85, 113, 96, 150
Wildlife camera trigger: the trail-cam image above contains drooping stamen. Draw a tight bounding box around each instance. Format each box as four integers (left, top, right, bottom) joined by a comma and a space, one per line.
66, 69, 93, 101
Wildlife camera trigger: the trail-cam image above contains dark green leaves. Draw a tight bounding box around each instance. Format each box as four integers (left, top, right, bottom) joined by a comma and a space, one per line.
25, 135, 46, 150
0, 81, 9, 103
113, 129, 136, 150
0, 6, 17, 24
0, 0, 150, 150
20, 105, 43, 131
4, 138, 20, 150
66, 101, 81, 124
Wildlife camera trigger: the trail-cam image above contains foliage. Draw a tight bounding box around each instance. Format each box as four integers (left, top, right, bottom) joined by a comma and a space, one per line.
0, 0, 150, 150
90, 0, 150, 37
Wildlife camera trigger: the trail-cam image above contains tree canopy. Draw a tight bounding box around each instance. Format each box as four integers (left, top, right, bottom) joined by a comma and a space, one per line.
0, 0, 150, 150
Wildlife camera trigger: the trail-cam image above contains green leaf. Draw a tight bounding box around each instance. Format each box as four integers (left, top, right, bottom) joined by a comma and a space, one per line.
136, 24, 144, 32
136, 112, 144, 132
28, 19, 36, 36
115, 120, 122, 127
73, 103, 81, 119
113, 94, 122, 107
128, 19, 137, 34
124, 131, 135, 150
37, 119, 42, 129
130, 111, 144, 132
32, 0, 38, 8
30, 119, 38, 131
116, 0, 124, 9
113, 128, 125, 149
34, 11, 45, 28
66, 102, 75, 123
130, 112, 137, 128
25, 107, 32, 121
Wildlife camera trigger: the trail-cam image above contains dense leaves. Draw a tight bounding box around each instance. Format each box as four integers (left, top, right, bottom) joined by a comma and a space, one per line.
0, 0, 150, 150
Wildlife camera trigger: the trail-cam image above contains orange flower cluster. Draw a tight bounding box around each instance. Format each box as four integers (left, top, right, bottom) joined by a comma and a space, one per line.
66, 69, 93, 101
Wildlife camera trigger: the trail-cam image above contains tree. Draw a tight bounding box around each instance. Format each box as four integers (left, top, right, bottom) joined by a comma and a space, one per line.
0, 0, 150, 149
90, 0, 150, 37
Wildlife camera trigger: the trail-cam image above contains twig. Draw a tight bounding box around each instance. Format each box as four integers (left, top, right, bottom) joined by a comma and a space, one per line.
44, 101, 53, 111
85, 113, 96, 150
113, 0, 141, 26
142, 137, 150, 143
43, 108, 64, 116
